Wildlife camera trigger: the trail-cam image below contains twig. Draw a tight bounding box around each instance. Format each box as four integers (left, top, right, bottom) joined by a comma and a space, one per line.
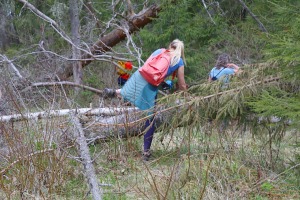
236, 0, 268, 32
252, 163, 300, 188
0, 146, 73, 175
0, 54, 23, 79
22, 81, 103, 94
17, 0, 94, 57
201, 0, 216, 25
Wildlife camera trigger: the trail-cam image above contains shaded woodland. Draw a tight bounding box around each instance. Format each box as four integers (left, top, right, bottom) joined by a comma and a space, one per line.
0, 0, 299, 199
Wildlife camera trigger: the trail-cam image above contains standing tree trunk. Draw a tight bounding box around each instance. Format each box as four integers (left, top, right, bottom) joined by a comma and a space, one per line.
0, 0, 19, 51
69, 0, 83, 94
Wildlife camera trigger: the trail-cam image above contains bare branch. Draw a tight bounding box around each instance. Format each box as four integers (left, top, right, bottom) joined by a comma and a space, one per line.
0, 54, 23, 79
201, 0, 216, 25
22, 81, 103, 94
236, 0, 268, 32
69, 113, 102, 199
0, 146, 74, 175
55, 4, 161, 81
126, 0, 135, 17
83, 0, 102, 29
17, 0, 58, 26
17, 0, 93, 58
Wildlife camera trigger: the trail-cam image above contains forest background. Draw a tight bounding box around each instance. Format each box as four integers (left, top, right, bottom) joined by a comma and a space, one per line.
0, 0, 299, 199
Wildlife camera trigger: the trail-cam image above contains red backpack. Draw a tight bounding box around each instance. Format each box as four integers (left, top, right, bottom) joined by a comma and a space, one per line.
139, 49, 171, 86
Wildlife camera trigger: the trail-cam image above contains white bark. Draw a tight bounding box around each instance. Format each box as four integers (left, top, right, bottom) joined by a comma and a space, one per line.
237, 0, 268, 32
70, 113, 102, 200
201, 0, 216, 25
22, 81, 103, 94
0, 54, 23, 78
0, 107, 136, 122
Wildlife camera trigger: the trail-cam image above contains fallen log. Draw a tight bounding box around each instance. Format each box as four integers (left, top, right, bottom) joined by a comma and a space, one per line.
55, 4, 161, 81
69, 113, 102, 199
83, 102, 188, 143
0, 107, 135, 123
2, 77, 287, 142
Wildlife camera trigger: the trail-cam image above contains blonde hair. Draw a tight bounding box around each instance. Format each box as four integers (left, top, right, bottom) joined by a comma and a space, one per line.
168, 39, 186, 67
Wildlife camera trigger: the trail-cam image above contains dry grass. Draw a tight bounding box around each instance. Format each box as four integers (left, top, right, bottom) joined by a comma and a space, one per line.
0, 104, 299, 199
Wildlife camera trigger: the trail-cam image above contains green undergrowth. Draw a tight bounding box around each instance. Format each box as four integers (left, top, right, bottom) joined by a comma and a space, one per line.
0, 121, 299, 199
87, 126, 300, 199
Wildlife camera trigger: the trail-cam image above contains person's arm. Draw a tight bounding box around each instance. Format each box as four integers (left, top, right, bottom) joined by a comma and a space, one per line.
226, 63, 239, 73
208, 75, 212, 82
177, 66, 187, 91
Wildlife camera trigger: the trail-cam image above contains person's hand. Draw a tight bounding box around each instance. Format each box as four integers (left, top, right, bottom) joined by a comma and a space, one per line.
227, 63, 239, 69
226, 63, 233, 68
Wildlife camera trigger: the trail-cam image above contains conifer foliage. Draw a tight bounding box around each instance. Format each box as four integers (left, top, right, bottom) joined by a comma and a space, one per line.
0, 0, 299, 199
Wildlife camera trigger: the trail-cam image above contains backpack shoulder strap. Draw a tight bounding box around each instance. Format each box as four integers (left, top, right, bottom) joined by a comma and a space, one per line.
213, 67, 225, 77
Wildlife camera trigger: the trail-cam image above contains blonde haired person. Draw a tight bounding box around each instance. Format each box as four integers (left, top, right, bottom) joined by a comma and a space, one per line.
104, 39, 188, 160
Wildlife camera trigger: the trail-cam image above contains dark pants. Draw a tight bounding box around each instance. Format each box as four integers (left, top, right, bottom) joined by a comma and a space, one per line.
143, 95, 157, 152
143, 118, 156, 152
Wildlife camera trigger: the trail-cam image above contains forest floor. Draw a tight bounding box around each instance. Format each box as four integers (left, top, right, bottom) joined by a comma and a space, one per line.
0, 117, 299, 200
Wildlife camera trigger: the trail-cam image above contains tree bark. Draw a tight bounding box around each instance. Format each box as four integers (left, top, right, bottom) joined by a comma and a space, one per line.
55, 4, 161, 81
70, 113, 102, 199
69, 0, 83, 93
0, 0, 19, 51
83, 105, 176, 143
0, 107, 136, 123
237, 0, 267, 32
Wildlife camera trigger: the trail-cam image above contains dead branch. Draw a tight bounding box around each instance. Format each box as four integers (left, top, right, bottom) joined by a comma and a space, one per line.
0, 146, 74, 175
0, 54, 23, 79
17, 0, 58, 27
126, 0, 135, 17
0, 107, 136, 123
22, 81, 103, 94
83, 0, 102, 29
70, 113, 102, 199
16, 0, 161, 84
17, 0, 92, 58
83, 76, 282, 142
237, 0, 268, 32
201, 0, 216, 25
55, 4, 161, 81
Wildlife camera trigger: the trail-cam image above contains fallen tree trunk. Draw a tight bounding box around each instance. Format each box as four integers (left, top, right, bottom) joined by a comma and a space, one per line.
0, 107, 135, 123
22, 81, 104, 94
2, 77, 286, 142
55, 4, 161, 81
70, 113, 102, 199
83, 105, 179, 143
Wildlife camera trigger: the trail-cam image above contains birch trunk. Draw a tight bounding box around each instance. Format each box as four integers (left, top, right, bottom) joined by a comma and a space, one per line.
70, 113, 102, 200
0, 107, 136, 122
